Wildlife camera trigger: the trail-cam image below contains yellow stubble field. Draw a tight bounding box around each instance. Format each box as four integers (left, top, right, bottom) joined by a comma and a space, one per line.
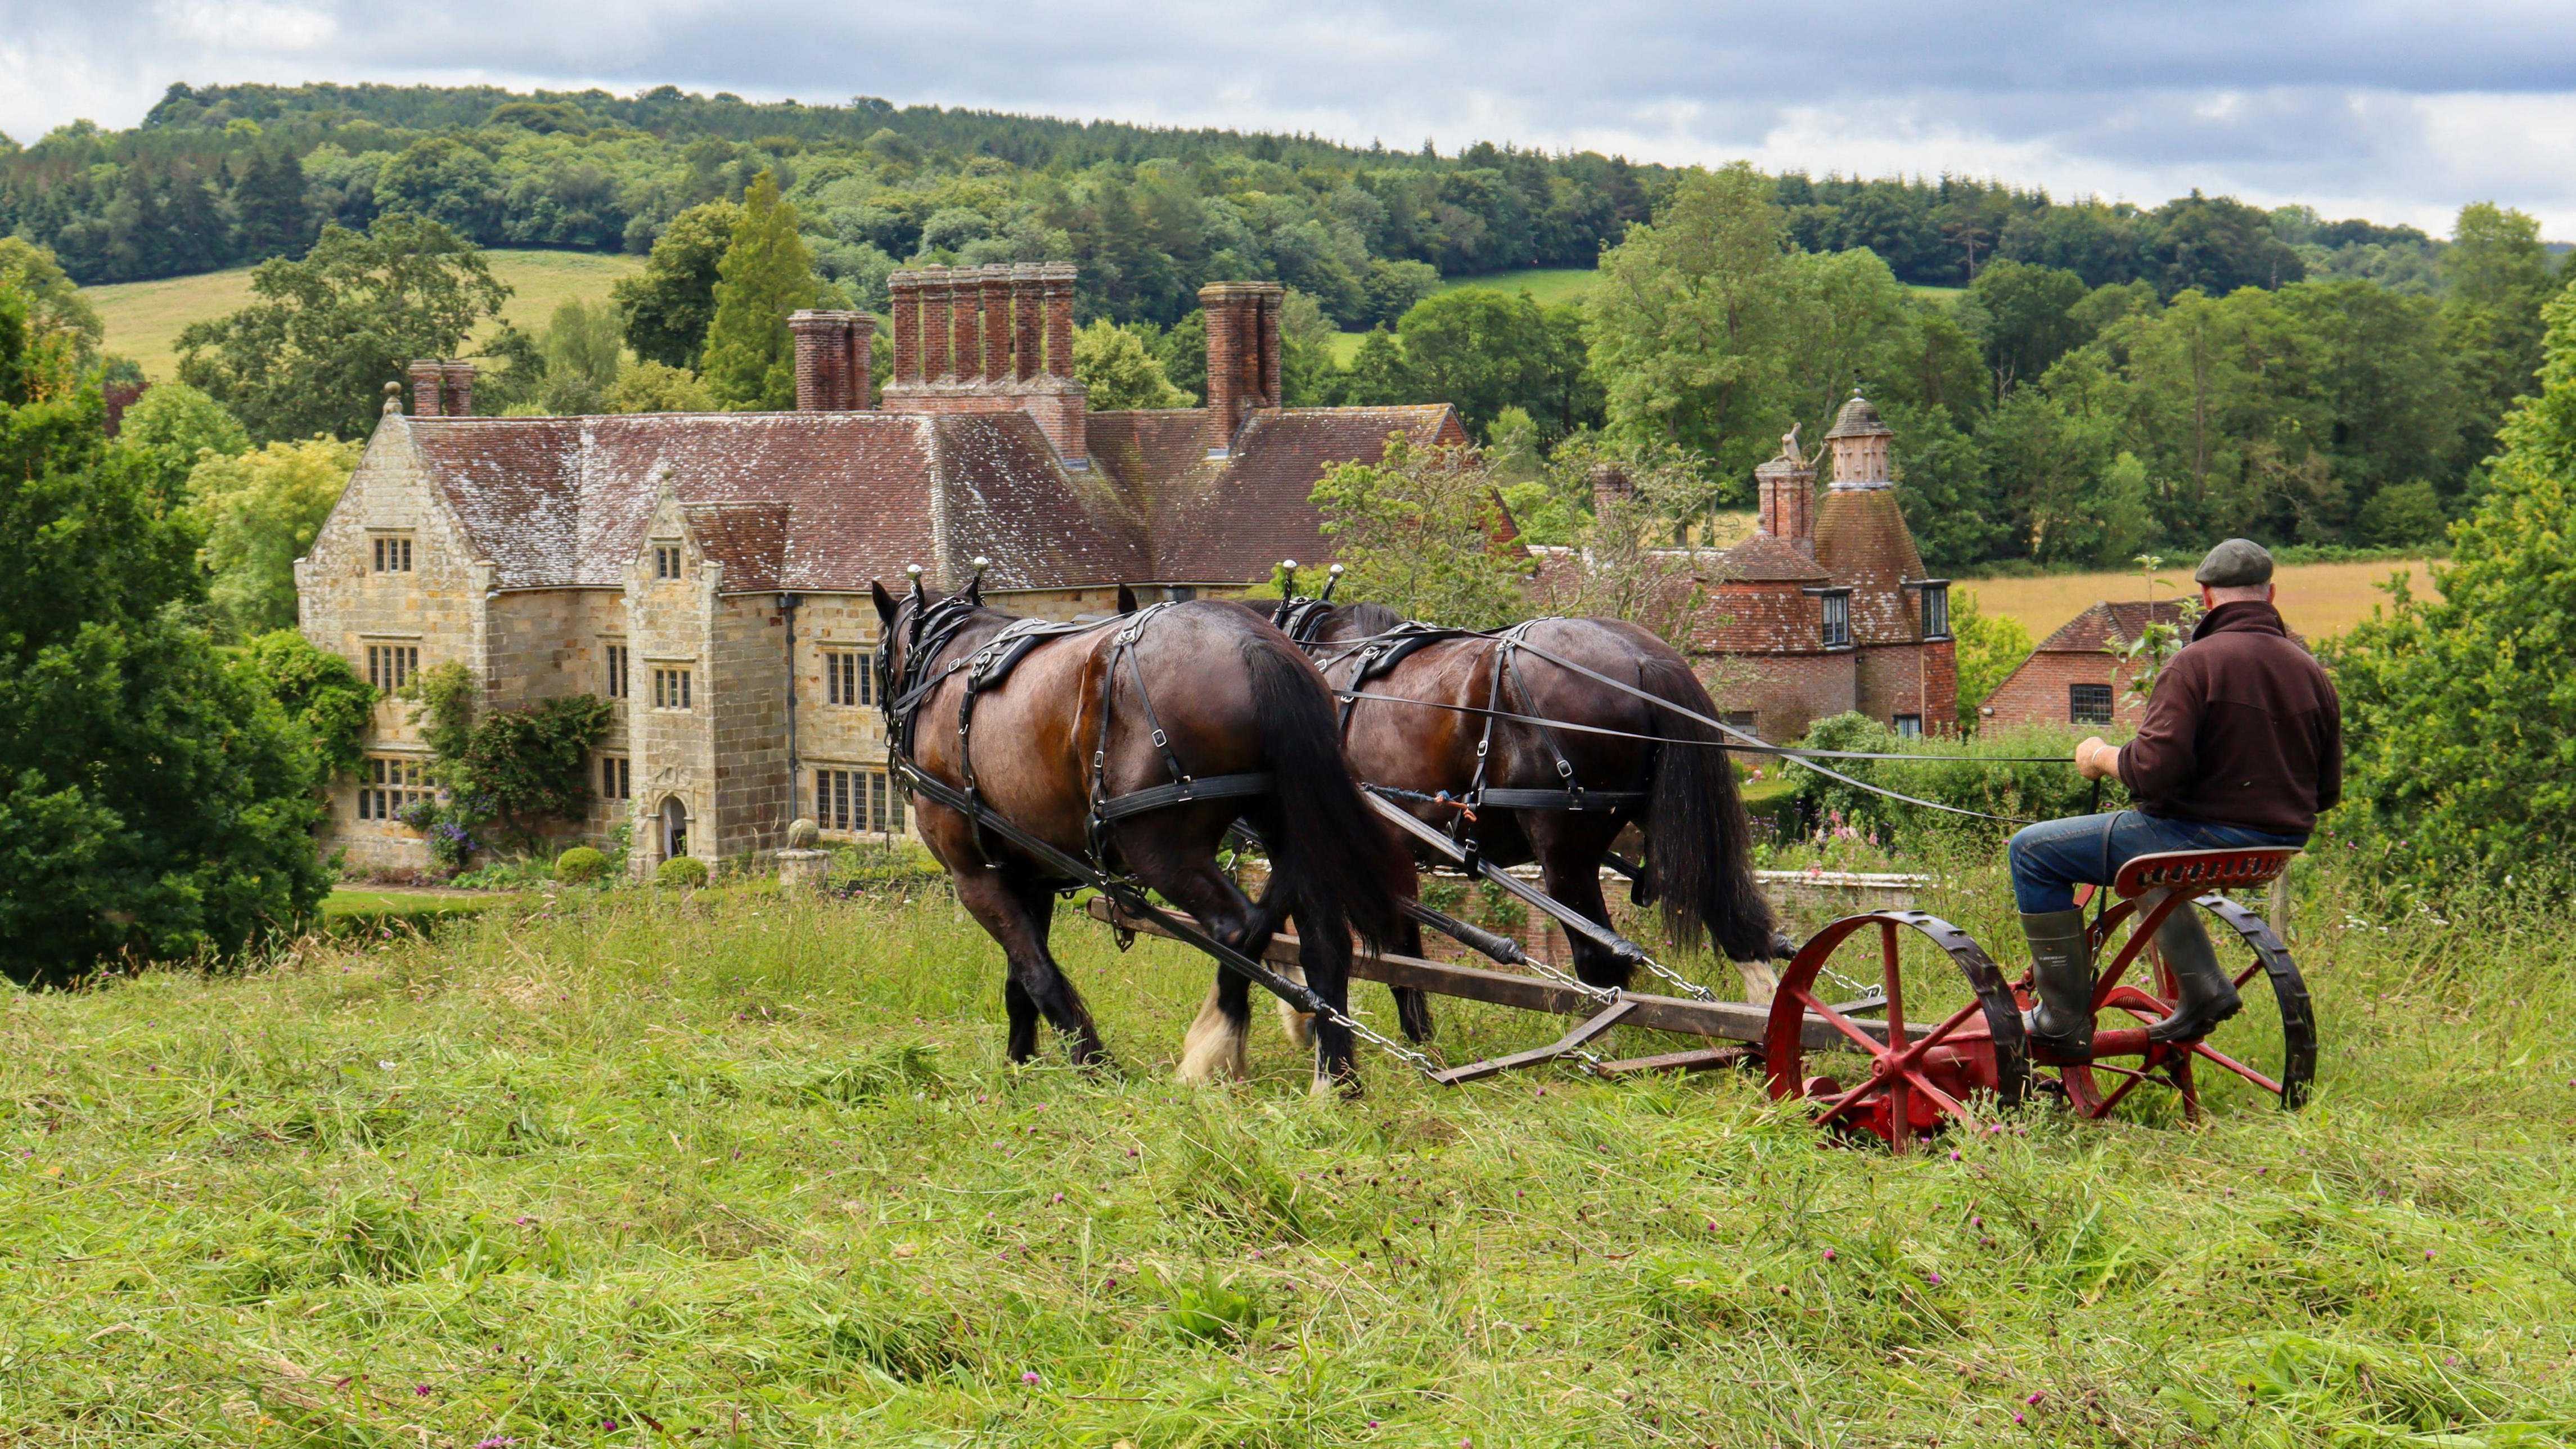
1958, 559, 2443, 643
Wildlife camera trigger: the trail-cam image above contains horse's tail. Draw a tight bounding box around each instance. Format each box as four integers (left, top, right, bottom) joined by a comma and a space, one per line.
1636, 652, 1781, 961
1242, 636, 1409, 956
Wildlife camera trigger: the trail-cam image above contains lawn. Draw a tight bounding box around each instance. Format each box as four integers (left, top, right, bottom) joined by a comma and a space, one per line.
1960, 559, 2442, 644
86, 249, 647, 381
4, 852, 2573, 1444
1331, 267, 1602, 362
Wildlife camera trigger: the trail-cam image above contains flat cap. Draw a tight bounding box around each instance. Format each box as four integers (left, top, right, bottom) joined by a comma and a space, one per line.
2194, 538, 2274, 588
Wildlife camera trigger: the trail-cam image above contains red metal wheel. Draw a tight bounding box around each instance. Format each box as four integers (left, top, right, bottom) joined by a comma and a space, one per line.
2030, 894, 2318, 1122
1763, 912, 2029, 1152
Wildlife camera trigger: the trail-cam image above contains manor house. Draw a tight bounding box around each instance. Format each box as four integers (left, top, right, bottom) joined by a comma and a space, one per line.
298, 267, 1464, 876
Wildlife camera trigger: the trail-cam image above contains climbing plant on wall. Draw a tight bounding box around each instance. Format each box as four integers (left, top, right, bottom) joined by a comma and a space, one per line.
398, 662, 614, 867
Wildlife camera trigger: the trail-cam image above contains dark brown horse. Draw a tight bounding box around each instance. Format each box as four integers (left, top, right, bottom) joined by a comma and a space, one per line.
872, 582, 1412, 1091
1289, 602, 1781, 1008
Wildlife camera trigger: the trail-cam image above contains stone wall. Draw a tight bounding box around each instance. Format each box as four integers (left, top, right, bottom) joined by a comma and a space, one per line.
296, 411, 492, 874
624, 493, 718, 874
711, 592, 793, 857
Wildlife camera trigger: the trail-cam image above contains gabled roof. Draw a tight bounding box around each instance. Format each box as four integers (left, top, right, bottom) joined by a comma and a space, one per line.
1091, 403, 1465, 583
2033, 600, 2192, 653
389, 399, 1460, 597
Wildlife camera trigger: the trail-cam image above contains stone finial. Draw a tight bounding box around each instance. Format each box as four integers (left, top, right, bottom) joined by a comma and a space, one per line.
786, 817, 821, 849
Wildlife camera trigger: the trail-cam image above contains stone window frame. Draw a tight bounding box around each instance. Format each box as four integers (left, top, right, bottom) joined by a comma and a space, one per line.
650, 664, 693, 711
604, 641, 629, 699
651, 542, 685, 581
822, 647, 871, 707
1893, 713, 1924, 738
2069, 683, 2115, 725
362, 637, 421, 691
358, 752, 429, 822
813, 763, 905, 835
600, 753, 631, 800
370, 532, 415, 573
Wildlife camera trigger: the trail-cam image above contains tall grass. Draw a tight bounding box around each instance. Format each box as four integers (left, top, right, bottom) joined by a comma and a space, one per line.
3, 856, 2573, 1445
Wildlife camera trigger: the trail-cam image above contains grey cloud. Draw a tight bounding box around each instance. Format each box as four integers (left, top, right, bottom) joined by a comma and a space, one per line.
3, 0, 2572, 230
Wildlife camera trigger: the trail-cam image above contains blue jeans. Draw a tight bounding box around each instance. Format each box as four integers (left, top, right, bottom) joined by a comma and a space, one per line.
2007, 812, 2307, 914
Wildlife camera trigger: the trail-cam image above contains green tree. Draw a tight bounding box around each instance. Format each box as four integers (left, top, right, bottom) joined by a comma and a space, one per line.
612, 200, 743, 368
699, 174, 823, 410
238, 629, 375, 779
0, 279, 330, 982
188, 436, 363, 637
115, 381, 249, 507
174, 214, 509, 442
1587, 164, 1791, 483
1310, 435, 1528, 629
604, 360, 717, 413
2441, 202, 2565, 476
1948, 592, 2033, 727
1072, 319, 1191, 408
2326, 284, 2576, 890
1961, 259, 2094, 399
535, 295, 624, 412
1395, 287, 1599, 443
0, 238, 104, 363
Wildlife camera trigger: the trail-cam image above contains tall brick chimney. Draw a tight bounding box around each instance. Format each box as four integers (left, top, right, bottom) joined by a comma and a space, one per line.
409, 361, 445, 417
1041, 264, 1077, 378
1011, 265, 1043, 381
1754, 442, 1816, 553
980, 268, 1013, 383
951, 269, 983, 382
439, 361, 475, 418
1589, 462, 1633, 516
1200, 281, 1282, 453
920, 267, 954, 382
890, 271, 921, 385
790, 310, 876, 411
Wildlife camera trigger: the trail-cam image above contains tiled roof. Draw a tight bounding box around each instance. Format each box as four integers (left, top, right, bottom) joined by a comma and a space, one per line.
1092, 403, 1465, 584
405, 410, 1151, 594
2033, 600, 2192, 653
1812, 487, 1928, 645
1710, 530, 1830, 583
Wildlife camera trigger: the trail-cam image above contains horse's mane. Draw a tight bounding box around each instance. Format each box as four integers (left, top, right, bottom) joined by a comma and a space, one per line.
1336, 601, 1406, 635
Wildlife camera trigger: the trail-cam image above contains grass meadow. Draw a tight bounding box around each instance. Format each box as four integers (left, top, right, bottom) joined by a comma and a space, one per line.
4, 849, 2573, 1446
87, 249, 647, 381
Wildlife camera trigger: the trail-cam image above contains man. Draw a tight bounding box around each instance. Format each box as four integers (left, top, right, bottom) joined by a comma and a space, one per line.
2007, 539, 2341, 1055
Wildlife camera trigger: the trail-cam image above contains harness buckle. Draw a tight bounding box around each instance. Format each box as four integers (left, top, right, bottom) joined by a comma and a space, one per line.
1151, 730, 1168, 748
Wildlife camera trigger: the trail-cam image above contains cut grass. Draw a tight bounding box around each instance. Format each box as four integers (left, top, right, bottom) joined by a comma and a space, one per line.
1961, 559, 2442, 644
4, 853, 2573, 1443
85, 249, 647, 381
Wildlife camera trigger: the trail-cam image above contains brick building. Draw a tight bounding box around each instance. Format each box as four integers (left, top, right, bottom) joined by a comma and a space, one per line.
1978, 600, 2191, 731
1686, 392, 1957, 742
298, 269, 1465, 876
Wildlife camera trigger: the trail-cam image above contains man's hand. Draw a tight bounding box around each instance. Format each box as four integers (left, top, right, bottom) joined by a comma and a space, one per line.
2075, 735, 2119, 781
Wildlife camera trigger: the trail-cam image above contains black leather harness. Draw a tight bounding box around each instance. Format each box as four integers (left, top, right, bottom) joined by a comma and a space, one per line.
881, 595, 1272, 879
1274, 601, 1649, 871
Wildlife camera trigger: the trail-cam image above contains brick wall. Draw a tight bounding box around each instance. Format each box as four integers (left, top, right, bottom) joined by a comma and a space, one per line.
1703, 650, 1857, 745
1981, 650, 2150, 733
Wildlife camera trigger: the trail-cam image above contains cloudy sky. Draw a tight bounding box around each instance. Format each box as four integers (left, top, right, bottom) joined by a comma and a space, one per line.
5, 0, 2574, 236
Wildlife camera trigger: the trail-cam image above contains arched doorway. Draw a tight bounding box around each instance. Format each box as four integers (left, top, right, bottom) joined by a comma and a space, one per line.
660, 796, 689, 863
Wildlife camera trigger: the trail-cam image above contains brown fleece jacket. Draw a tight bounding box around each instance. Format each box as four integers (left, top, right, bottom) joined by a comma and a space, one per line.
2115, 600, 2342, 835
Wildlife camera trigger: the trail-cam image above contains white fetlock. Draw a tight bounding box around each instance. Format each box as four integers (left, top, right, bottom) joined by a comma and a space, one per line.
1176, 981, 1249, 1084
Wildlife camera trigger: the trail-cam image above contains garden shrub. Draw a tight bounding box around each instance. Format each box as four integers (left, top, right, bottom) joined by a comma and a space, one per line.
553, 846, 607, 884
1789, 713, 2120, 852
656, 856, 709, 889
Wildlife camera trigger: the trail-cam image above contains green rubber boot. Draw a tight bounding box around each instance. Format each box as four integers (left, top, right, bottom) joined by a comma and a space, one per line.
2147, 907, 2241, 1043
2020, 908, 2095, 1059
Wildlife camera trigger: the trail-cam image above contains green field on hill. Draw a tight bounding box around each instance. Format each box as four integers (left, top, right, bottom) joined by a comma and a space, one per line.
85, 249, 647, 381
4, 854, 2572, 1443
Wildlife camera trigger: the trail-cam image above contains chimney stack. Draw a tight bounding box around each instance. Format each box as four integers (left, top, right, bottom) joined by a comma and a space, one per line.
790, 310, 877, 411
981, 268, 1014, 383
919, 267, 953, 382
1011, 264, 1044, 381
409, 361, 445, 417
1041, 263, 1076, 378
1199, 281, 1283, 452
890, 271, 921, 385
1589, 463, 1634, 517
1755, 442, 1817, 553
951, 269, 983, 382
439, 361, 475, 418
